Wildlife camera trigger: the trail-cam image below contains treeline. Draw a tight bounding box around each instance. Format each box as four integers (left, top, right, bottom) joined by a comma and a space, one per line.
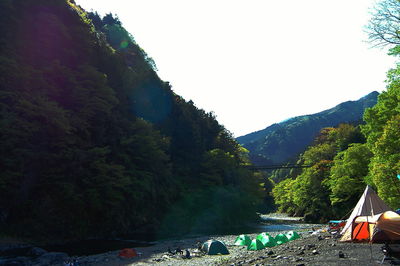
272, 0, 400, 222
0, 0, 262, 241
272, 124, 369, 221
273, 84, 400, 222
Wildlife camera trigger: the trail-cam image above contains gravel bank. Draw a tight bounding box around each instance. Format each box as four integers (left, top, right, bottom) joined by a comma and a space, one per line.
69, 227, 395, 265
2, 221, 398, 265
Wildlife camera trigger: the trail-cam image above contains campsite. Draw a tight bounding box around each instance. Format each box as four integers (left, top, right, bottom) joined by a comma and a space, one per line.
1, 1, 400, 265
13, 223, 391, 265
2, 185, 399, 265
46, 186, 400, 265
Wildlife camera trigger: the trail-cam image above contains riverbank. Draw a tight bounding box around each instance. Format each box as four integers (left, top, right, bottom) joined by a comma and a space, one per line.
1, 220, 396, 265
72, 228, 390, 266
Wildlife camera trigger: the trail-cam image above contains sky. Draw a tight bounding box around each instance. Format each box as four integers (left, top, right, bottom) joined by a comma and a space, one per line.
75, 0, 397, 137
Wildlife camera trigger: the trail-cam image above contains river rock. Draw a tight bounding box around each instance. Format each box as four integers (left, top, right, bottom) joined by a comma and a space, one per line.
34, 251, 69, 265
307, 244, 315, 249
28, 247, 47, 257
0, 256, 31, 266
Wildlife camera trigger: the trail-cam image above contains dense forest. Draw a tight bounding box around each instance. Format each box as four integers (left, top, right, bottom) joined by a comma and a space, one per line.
271, 0, 400, 221
1, 0, 399, 243
0, 0, 263, 242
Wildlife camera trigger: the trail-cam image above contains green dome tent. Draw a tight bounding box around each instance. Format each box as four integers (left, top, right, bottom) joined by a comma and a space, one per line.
234, 234, 251, 246
247, 239, 264, 251
201, 240, 229, 255
285, 231, 301, 241
258, 234, 277, 247
275, 233, 289, 245
256, 232, 271, 241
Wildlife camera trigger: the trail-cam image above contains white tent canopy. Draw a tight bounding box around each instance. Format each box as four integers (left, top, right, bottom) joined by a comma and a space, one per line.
341, 185, 392, 235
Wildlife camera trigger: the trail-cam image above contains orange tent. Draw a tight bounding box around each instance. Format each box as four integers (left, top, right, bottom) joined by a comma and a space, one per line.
341, 186, 391, 236
343, 211, 400, 243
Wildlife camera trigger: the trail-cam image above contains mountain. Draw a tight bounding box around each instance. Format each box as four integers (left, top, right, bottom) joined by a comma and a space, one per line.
237, 91, 379, 165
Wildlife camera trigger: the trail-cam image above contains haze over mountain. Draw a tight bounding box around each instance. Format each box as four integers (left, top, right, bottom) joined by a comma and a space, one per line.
237, 91, 379, 165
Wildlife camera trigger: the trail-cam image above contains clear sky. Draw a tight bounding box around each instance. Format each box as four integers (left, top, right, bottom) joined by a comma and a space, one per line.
75, 0, 396, 137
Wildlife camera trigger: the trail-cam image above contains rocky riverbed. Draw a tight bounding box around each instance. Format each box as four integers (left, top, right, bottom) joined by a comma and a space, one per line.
2, 226, 398, 265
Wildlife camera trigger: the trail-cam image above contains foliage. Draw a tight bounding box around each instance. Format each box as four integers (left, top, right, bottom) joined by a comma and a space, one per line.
272, 124, 367, 222
328, 143, 373, 217
362, 66, 400, 208
264, 0, 400, 222
158, 186, 260, 238
0, 0, 262, 241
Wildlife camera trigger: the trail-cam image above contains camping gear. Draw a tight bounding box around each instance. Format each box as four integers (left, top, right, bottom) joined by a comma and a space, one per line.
201, 240, 229, 255
328, 220, 346, 231
118, 248, 137, 258
274, 233, 289, 245
256, 232, 271, 241
341, 211, 400, 243
247, 239, 264, 251
340, 185, 392, 238
258, 234, 277, 247
256, 232, 275, 247
396, 209, 400, 215
234, 234, 251, 246
285, 231, 301, 241
381, 243, 400, 264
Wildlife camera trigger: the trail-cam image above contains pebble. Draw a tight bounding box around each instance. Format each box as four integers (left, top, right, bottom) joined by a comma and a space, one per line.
246, 258, 256, 263
312, 249, 319, 255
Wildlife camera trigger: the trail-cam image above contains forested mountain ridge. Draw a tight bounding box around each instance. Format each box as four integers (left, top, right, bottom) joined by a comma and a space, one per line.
270, 0, 400, 220
237, 91, 379, 165
0, 0, 262, 242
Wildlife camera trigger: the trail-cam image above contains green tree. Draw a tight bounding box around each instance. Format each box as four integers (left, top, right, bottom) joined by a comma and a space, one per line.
328, 143, 373, 217
362, 65, 400, 208
272, 124, 366, 222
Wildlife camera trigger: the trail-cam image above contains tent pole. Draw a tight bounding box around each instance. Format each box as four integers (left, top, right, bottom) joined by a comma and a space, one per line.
368, 198, 374, 262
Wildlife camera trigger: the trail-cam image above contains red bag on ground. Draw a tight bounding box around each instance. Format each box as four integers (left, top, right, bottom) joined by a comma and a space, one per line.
118, 248, 137, 258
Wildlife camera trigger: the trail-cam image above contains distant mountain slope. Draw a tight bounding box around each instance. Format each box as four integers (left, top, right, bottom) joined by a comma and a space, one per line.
237, 91, 379, 165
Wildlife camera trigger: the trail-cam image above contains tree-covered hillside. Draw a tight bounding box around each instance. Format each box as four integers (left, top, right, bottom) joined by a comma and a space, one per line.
271, 0, 400, 222
0, 0, 262, 242
272, 124, 368, 222
237, 92, 378, 165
